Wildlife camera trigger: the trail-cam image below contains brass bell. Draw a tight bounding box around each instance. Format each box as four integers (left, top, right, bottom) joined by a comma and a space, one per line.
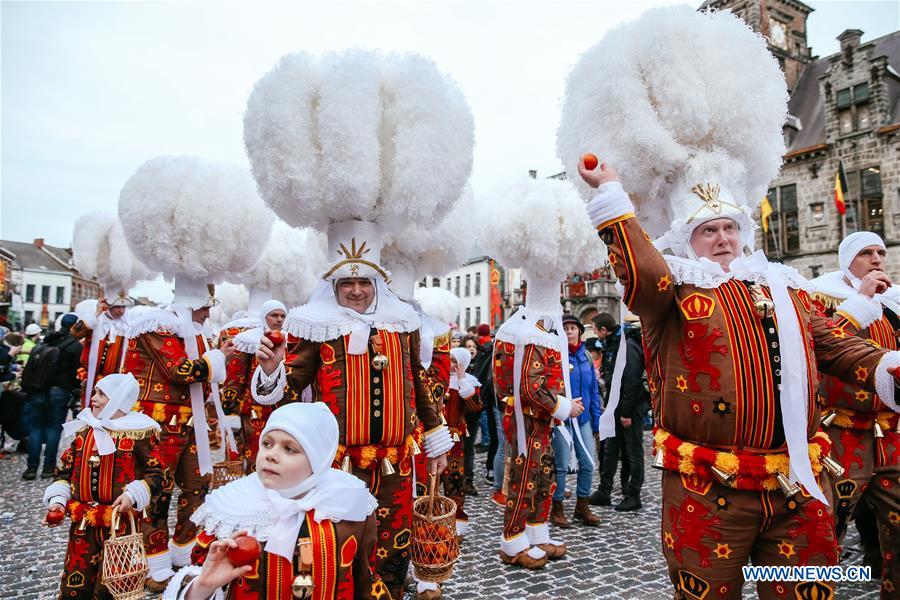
440, 413, 448, 426
748, 285, 775, 319
88, 454, 100, 467
372, 354, 389, 371
77, 516, 87, 532
821, 455, 845, 478
411, 439, 422, 456
251, 409, 259, 420
291, 574, 314, 599
710, 465, 735, 487
168, 413, 178, 427
652, 451, 665, 470
186, 415, 194, 428
381, 458, 396, 476
820, 411, 838, 427
341, 455, 352, 473
775, 472, 800, 498
451, 432, 461, 443
874, 422, 885, 439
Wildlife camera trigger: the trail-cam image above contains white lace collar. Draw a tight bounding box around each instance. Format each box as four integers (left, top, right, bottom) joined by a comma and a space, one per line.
664, 251, 813, 292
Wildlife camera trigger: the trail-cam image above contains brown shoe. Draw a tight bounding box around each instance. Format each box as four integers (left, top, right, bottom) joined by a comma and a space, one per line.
550, 500, 572, 529
417, 584, 443, 599
146, 576, 171, 593
499, 549, 548, 569
538, 541, 567, 559
574, 497, 601, 527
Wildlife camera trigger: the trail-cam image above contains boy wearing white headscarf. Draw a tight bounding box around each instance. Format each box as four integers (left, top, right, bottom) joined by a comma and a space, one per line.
167, 402, 388, 600
812, 231, 900, 593
443, 347, 482, 543
41, 373, 170, 600
219, 299, 288, 472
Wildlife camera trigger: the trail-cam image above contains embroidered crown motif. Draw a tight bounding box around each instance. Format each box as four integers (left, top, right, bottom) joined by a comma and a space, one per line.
691, 183, 721, 212
337, 238, 371, 260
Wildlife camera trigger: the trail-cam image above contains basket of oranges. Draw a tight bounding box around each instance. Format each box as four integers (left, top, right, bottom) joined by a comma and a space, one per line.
410, 473, 460, 582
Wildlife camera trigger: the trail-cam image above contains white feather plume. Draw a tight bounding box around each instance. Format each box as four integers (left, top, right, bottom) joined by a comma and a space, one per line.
476, 177, 606, 276
244, 50, 474, 230
72, 211, 156, 293
414, 286, 461, 325
238, 221, 327, 307
118, 155, 275, 280
382, 184, 475, 280
556, 6, 788, 238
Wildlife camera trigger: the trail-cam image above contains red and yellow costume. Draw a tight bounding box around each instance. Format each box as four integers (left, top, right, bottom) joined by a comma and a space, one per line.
815, 278, 900, 597
121, 310, 226, 575
594, 181, 898, 600
44, 423, 169, 599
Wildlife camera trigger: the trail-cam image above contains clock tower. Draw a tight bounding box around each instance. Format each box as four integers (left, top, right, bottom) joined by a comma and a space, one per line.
699, 0, 814, 91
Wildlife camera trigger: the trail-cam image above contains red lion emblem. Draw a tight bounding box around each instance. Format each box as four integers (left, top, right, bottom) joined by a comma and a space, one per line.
678, 323, 728, 392
669, 496, 722, 568
787, 501, 837, 564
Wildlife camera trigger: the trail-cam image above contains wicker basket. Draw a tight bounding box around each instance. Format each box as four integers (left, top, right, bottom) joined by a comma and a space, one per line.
410, 474, 459, 583
101, 508, 148, 600
210, 460, 245, 490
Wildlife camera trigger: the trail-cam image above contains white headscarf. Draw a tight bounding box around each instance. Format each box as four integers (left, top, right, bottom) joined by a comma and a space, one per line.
260, 299, 287, 320
839, 231, 886, 287
61, 373, 159, 455
259, 403, 377, 561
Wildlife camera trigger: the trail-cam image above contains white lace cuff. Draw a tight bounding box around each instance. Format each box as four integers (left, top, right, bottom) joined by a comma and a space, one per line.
835, 294, 883, 330
552, 395, 573, 420
458, 380, 476, 400
203, 349, 227, 385
251, 363, 286, 405
43, 481, 71, 507
125, 480, 151, 511
586, 181, 635, 229
875, 351, 900, 413
424, 425, 453, 458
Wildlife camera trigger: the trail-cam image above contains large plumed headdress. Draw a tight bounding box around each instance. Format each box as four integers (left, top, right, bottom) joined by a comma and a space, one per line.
243, 50, 475, 282
118, 155, 275, 309
72, 211, 156, 306
556, 6, 788, 258
477, 176, 606, 313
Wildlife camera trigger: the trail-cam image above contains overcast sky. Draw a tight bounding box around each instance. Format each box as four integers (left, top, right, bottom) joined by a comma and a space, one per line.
2, 0, 898, 301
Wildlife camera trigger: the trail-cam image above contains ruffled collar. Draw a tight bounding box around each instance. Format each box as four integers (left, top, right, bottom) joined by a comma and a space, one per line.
812, 270, 900, 314
126, 307, 213, 340
664, 251, 813, 292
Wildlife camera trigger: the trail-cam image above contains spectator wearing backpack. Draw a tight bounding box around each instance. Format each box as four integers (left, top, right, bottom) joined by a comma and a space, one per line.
21, 313, 82, 480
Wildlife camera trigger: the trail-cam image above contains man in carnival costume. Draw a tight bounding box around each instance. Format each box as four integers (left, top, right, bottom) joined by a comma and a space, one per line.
253, 221, 452, 597
813, 231, 900, 596
243, 49, 473, 597
476, 176, 604, 570
558, 6, 900, 599
70, 210, 155, 410
117, 155, 274, 590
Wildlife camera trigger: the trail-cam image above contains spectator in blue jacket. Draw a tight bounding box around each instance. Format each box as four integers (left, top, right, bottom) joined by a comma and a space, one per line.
549, 314, 601, 528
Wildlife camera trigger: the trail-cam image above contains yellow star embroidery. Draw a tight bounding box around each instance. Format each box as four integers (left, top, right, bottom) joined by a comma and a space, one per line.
885, 580, 895, 592
889, 511, 900, 525
714, 543, 733, 560
831, 328, 847, 339
377, 507, 390, 518
648, 380, 658, 395
657, 275, 672, 292
778, 541, 796, 559
608, 253, 618, 267
855, 390, 870, 402
676, 375, 688, 393
153, 383, 164, 392
376, 547, 388, 559
663, 531, 675, 549
855, 365, 869, 383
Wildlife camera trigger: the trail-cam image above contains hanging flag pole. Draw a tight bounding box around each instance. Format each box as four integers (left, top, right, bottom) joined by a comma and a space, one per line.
834, 159, 848, 236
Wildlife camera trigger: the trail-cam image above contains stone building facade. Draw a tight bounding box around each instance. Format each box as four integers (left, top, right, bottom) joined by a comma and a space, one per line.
703, 0, 900, 280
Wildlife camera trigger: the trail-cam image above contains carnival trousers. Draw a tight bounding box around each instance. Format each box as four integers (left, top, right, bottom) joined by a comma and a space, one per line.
143, 422, 208, 560
501, 414, 555, 543
826, 423, 900, 598
661, 470, 837, 600
58, 522, 118, 600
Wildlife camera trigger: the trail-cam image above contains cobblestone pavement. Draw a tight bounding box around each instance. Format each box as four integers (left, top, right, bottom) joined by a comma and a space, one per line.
0, 434, 880, 599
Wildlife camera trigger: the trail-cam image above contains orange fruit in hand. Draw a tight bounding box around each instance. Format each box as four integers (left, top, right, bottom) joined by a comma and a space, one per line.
582, 153, 599, 171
